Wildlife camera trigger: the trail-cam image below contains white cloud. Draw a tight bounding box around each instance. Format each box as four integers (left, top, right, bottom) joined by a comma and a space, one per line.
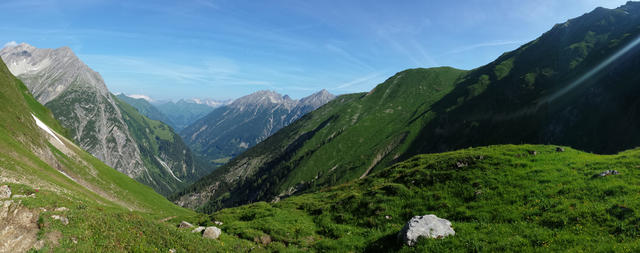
127, 94, 154, 102
3, 41, 18, 48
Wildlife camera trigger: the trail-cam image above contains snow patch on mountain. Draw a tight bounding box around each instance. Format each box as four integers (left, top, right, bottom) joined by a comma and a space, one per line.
31, 114, 63, 146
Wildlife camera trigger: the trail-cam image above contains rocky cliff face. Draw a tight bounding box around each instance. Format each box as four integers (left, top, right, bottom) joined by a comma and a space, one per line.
0, 43, 146, 178
180, 89, 335, 162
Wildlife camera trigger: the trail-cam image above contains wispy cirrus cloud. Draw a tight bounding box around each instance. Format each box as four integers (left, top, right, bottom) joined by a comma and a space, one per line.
325, 43, 374, 71
334, 72, 386, 91
444, 40, 523, 55
79, 54, 272, 88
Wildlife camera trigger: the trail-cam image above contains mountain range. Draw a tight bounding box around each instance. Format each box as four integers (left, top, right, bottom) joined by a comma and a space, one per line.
0, 44, 208, 195
154, 98, 228, 132
173, 2, 640, 211
180, 89, 335, 164
4, 2, 640, 252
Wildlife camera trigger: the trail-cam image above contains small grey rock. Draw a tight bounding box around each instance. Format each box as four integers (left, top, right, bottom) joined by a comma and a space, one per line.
598, 170, 619, 177
398, 214, 455, 246
54, 207, 69, 212
192, 226, 205, 233
528, 150, 537, 156
203, 226, 221, 239
556, 147, 565, 152
178, 221, 194, 228
51, 215, 69, 225
0, 185, 10, 199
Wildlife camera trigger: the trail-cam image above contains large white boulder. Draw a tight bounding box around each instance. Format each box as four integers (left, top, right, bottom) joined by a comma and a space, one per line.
398, 214, 455, 246
203, 226, 221, 239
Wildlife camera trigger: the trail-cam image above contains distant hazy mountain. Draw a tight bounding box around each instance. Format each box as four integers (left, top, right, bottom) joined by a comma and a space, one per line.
116, 94, 173, 126
0, 43, 207, 195
154, 98, 228, 132
174, 2, 640, 211
180, 89, 335, 163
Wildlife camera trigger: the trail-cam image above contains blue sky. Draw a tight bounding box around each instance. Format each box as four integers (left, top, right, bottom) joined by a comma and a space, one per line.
0, 0, 630, 100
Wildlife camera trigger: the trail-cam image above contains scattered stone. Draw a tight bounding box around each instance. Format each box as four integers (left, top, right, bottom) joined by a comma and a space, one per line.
556, 147, 565, 152
12, 194, 35, 199
398, 214, 455, 246
203, 226, 221, 239
385, 215, 392, 220
71, 237, 78, 244
169, 249, 176, 253
0, 185, 10, 199
598, 170, 620, 177
54, 207, 69, 212
178, 221, 194, 228
256, 235, 271, 245
528, 150, 537, 156
214, 221, 223, 226
51, 215, 69, 225
455, 161, 467, 168
192, 226, 205, 233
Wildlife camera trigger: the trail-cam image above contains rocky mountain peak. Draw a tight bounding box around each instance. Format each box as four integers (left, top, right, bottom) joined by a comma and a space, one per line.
1, 43, 147, 181
300, 89, 335, 108
0, 44, 108, 104
230, 90, 292, 108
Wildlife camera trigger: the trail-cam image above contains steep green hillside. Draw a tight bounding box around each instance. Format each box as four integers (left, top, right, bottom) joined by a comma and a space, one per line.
174, 67, 467, 210
116, 94, 173, 126
114, 96, 211, 196
175, 2, 640, 211
210, 145, 640, 252
0, 58, 260, 251
407, 2, 640, 156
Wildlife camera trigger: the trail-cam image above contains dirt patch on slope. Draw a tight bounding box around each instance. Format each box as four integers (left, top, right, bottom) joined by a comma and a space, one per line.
0, 200, 40, 253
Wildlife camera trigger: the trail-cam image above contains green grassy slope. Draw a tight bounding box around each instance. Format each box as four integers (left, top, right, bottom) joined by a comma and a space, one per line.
174, 67, 467, 211
211, 144, 640, 252
114, 95, 211, 195
0, 59, 256, 251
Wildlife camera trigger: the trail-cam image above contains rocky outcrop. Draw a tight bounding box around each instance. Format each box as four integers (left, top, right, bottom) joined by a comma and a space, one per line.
202, 226, 221, 239
0, 200, 40, 252
398, 214, 455, 246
